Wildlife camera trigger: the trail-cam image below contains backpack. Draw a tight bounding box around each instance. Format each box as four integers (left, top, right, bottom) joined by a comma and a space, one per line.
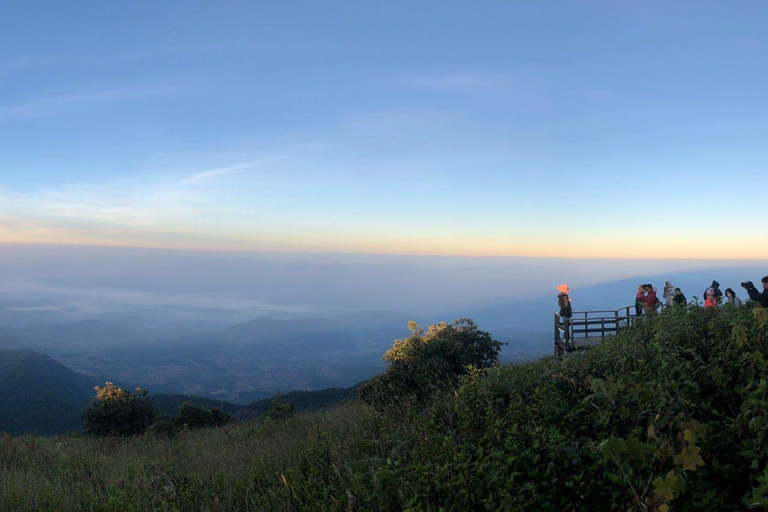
654, 296, 662, 309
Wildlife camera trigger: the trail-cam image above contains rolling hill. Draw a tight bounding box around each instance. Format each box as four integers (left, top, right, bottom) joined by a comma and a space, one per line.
0, 350, 97, 436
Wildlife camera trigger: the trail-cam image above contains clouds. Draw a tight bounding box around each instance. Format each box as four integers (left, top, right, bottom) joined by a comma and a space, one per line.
0, 165, 255, 247
177, 164, 257, 186
0, 84, 182, 122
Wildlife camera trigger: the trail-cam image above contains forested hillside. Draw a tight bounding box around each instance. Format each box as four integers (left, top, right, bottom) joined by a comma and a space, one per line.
0, 350, 96, 435
150, 386, 359, 419
0, 348, 359, 436
3, 305, 768, 510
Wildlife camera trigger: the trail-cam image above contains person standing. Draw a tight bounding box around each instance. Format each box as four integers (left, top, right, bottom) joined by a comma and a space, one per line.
557, 284, 572, 343
725, 288, 742, 307
742, 277, 768, 308
635, 284, 645, 316
703, 280, 723, 304
673, 288, 687, 306
663, 281, 675, 307
643, 284, 659, 316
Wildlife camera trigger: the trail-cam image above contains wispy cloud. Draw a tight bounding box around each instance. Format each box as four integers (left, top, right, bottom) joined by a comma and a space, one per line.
0, 162, 251, 236
0, 84, 182, 121
177, 164, 257, 186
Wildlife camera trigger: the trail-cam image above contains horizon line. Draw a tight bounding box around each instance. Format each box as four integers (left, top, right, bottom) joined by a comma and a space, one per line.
1, 241, 766, 262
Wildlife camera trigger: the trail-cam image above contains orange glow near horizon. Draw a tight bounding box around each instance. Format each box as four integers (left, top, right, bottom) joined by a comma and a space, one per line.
2, 226, 767, 260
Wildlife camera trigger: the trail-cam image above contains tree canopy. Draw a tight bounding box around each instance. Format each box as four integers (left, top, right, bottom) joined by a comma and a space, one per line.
360, 318, 504, 407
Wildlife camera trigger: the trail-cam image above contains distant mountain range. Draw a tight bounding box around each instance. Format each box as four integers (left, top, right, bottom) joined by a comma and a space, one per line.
1, 264, 762, 414
0, 349, 359, 436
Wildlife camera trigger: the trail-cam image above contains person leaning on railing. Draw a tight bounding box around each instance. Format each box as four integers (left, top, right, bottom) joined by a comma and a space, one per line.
742, 277, 768, 308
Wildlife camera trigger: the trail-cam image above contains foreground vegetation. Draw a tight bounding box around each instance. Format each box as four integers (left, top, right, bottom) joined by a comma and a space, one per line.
3, 305, 768, 511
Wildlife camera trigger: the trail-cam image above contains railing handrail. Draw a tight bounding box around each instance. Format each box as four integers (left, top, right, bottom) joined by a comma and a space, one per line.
553, 306, 637, 356
569, 306, 634, 315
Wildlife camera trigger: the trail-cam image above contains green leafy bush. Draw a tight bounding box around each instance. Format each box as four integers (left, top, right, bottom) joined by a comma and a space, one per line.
175, 402, 231, 430
81, 382, 157, 437
359, 318, 505, 407
372, 305, 768, 510
262, 393, 297, 422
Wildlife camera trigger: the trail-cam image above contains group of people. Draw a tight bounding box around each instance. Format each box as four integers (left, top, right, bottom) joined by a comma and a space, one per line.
635, 277, 768, 315
556, 276, 768, 320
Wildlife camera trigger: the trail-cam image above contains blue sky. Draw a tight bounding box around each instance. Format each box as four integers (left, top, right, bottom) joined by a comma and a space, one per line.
1, 2, 767, 257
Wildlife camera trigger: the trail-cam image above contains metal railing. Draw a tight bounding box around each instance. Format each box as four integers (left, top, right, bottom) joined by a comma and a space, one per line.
554, 306, 637, 356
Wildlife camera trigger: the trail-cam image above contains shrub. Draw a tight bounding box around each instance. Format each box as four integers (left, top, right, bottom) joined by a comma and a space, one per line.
149, 416, 179, 438
262, 393, 296, 422
82, 382, 157, 437
359, 318, 504, 407
370, 305, 768, 510
175, 402, 231, 430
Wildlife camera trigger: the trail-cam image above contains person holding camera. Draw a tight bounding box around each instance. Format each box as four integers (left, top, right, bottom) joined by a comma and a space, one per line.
663, 281, 675, 307
741, 277, 768, 308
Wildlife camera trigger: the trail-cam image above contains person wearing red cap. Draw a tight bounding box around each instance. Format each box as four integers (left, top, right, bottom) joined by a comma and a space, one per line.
557, 284, 572, 343
557, 284, 572, 318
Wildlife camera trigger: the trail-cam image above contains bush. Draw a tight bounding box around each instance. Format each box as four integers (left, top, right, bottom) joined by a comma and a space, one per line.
262, 393, 296, 422
370, 305, 768, 510
175, 402, 231, 430
82, 382, 157, 437
359, 318, 504, 407
149, 416, 179, 438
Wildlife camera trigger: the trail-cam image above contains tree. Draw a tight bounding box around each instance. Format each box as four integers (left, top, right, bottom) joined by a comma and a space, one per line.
262, 393, 296, 422
82, 382, 157, 437
175, 402, 231, 429
359, 318, 504, 407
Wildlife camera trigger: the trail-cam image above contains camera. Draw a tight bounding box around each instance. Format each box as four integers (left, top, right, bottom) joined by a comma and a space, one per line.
741, 281, 753, 289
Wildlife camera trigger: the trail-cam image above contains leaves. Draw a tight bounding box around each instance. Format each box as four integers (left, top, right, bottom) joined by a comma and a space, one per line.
653, 471, 682, 501
675, 445, 705, 472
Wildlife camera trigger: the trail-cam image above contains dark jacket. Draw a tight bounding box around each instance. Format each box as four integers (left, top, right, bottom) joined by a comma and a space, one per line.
558, 293, 572, 318
747, 284, 768, 308
673, 293, 687, 305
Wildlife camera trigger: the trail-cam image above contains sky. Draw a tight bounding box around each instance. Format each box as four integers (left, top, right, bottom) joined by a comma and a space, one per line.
1, 2, 767, 258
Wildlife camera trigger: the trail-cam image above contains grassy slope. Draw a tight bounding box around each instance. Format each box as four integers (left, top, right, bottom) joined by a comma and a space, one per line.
0, 401, 381, 511
3, 305, 768, 511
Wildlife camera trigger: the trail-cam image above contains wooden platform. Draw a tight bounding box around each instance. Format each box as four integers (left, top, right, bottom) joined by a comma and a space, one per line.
554, 306, 636, 356
554, 335, 608, 354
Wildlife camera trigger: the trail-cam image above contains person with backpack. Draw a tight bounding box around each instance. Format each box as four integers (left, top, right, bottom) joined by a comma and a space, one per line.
725, 288, 742, 307
643, 284, 659, 316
